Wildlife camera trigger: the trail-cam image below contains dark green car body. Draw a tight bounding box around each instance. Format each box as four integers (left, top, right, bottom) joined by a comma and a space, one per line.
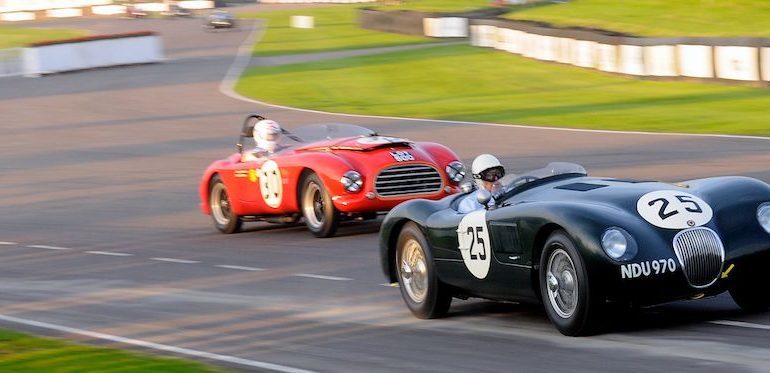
380, 167, 770, 309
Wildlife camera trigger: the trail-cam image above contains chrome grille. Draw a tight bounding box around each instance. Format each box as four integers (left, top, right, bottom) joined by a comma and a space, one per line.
375, 164, 442, 197
673, 227, 724, 288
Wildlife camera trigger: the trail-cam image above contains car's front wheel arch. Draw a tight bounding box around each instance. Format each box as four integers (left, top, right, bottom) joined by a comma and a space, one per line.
296, 168, 314, 210
539, 229, 605, 336
531, 223, 566, 301
387, 218, 415, 283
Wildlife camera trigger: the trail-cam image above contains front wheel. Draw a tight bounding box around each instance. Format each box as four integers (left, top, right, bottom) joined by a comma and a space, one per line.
300, 173, 339, 238
540, 230, 602, 336
209, 175, 242, 234
396, 223, 451, 319
729, 261, 770, 312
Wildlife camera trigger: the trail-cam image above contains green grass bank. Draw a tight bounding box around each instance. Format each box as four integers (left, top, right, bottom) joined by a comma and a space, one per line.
239, 6, 432, 56
0, 329, 229, 372
237, 44, 770, 137
0, 27, 87, 49
373, 0, 496, 12
505, 0, 770, 37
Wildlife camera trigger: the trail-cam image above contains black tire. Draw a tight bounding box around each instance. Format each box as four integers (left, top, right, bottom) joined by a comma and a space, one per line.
300, 173, 339, 238
539, 230, 603, 336
395, 222, 452, 319
729, 261, 770, 312
208, 175, 242, 234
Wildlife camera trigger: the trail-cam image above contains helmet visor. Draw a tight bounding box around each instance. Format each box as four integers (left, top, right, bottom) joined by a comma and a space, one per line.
477, 166, 504, 182
263, 132, 280, 141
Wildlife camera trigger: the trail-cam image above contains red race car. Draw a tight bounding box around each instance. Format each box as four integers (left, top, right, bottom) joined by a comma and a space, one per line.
199, 114, 465, 237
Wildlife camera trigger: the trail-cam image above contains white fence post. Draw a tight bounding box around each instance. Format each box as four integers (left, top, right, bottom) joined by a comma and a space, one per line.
0, 48, 24, 77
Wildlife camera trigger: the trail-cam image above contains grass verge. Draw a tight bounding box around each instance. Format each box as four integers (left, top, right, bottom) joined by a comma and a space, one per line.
505, 0, 770, 37
0, 328, 229, 372
0, 27, 87, 49
238, 5, 433, 56
236, 44, 770, 137
372, 0, 497, 12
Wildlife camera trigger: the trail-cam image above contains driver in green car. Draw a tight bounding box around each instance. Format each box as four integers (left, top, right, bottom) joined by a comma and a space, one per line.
457, 154, 505, 213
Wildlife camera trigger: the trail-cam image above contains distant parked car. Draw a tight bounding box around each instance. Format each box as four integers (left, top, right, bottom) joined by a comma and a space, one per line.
203, 10, 237, 30
125, 4, 148, 18
164, 4, 193, 18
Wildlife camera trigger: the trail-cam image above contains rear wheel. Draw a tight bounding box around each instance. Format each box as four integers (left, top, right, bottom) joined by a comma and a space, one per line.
209, 175, 242, 234
301, 173, 339, 238
540, 230, 602, 336
396, 223, 451, 319
729, 261, 770, 312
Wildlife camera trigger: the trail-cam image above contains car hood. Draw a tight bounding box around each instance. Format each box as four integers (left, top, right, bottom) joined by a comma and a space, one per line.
505, 176, 698, 211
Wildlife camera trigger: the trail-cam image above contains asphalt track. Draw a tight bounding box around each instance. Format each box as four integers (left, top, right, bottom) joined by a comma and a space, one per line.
1, 8, 770, 373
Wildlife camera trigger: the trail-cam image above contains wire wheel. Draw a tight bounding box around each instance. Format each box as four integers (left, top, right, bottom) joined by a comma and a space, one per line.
395, 223, 451, 319
300, 173, 339, 238
399, 238, 428, 303
546, 248, 578, 319
302, 182, 324, 230
210, 182, 231, 226
208, 175, 241, 234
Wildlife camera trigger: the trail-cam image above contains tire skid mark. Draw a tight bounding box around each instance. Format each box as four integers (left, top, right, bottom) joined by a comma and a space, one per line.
85, 251, 133, 257
151, 257, 200, 264
294, 273, 352, 281
26, 245, 71, 251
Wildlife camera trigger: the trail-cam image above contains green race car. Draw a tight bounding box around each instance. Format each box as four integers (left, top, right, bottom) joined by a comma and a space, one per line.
379, 162, 770, 336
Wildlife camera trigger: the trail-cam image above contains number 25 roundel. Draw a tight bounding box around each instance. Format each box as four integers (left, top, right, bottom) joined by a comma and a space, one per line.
636, 190, 712, 229
457, 210, 491, 279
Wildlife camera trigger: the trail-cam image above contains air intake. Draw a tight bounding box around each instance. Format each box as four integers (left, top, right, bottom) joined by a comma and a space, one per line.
375, 164, 442, 197
672, 227, 724, 288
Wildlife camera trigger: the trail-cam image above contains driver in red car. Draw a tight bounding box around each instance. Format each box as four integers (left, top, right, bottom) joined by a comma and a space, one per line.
457, 154, 505, 213
242, 119, 284, 162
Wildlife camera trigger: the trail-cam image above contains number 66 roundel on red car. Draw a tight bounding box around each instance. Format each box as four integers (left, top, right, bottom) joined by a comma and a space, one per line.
199, 114, 465, 238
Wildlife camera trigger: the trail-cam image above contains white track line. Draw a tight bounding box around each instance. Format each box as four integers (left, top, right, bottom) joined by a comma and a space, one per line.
0, 241, 17, 245
710, 320, 770, 331
0, 314, 316, 373
26, 245, 70, 251
215, 265, 265, 271
219, 19, 266, 100
294, 273, 352, 281
150, 258, 200, 264
220, 20, 770, 142
85, 251, 133, 257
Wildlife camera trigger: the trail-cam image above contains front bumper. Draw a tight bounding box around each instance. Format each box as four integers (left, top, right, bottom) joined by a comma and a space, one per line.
332, 186, 459, 213
601, 258, 735, 306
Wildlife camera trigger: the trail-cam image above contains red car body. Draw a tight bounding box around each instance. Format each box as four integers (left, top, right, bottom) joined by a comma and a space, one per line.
200, 116, 464, 237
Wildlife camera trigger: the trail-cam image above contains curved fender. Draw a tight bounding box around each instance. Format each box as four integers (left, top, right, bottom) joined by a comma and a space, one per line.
379, 194, 459, 281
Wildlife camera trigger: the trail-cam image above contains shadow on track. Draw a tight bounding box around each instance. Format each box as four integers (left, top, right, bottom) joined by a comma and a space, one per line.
440, 294, 757, 335
238, 218, 382, 238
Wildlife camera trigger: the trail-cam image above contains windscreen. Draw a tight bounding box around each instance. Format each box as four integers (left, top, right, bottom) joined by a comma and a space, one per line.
494, 162, 587, 200
280, 124, 376, 145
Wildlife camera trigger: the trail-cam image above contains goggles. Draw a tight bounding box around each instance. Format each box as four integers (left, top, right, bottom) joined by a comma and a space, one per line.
263, 132, 280, 141
475, 166, 504, 182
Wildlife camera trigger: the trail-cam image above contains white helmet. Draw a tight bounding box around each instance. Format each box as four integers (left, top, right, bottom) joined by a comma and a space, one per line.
472, 154, 505, 187
253, 119, 281, 153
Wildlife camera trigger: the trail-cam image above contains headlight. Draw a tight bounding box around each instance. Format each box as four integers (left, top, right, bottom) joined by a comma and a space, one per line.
340, 170, 363, 193
445, 161, 465, 184
601, 227, 637, 261
758, 203, 770, 234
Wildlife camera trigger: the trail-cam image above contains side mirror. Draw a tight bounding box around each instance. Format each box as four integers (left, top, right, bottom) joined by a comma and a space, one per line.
476, 189, 492, 207
460, 181, 476, 194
